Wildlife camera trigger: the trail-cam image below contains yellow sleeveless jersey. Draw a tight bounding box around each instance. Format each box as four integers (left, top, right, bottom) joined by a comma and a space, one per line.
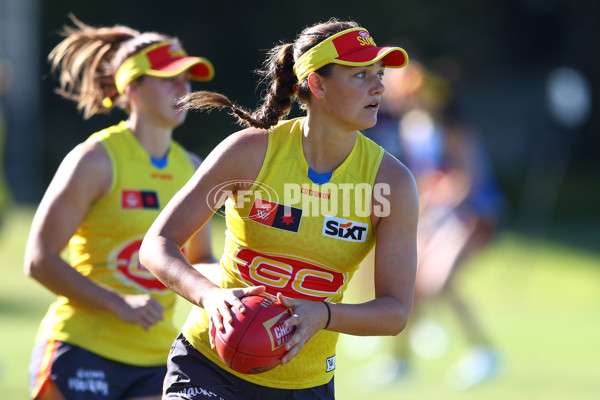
35, 121, 196, 366
183, 117, 384, 389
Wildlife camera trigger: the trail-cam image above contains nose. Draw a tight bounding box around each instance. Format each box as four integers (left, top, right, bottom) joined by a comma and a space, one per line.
372, 77, 385, 96
174, 74, 192, 93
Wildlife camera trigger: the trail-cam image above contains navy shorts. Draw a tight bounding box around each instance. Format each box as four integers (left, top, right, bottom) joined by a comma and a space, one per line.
164, 334, 335, 400
29, 340, 166, 399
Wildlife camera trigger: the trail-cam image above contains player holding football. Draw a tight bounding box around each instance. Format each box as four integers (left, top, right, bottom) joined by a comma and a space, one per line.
140, 18, 418, 399
24, 15, 216, 400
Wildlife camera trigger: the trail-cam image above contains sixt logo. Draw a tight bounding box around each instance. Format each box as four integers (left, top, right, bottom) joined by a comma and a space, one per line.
322, 216, 368, 242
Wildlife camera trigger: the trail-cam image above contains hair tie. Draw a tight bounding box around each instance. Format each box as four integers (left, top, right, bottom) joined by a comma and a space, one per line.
102, 90, 118, 108
292, 83, 297, 94
322, 301, 331, 330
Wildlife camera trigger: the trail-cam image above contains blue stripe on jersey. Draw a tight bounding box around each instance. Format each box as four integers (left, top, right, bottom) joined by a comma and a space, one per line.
307, 167, 333, 184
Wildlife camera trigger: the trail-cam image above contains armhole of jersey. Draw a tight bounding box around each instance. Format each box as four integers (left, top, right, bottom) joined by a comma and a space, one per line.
99, 140, 118, 197
368, 147, 385, 235
369, 146, 385, 186
172, 139, 198, 172
187, 153, 199, 171
246, 131, 272, 193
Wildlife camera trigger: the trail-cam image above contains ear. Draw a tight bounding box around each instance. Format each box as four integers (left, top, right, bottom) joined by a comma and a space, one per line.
307, 72, 326, 99
124, 81, 139, 99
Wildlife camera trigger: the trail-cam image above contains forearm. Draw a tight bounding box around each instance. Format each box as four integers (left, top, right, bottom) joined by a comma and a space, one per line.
327, 296, 411, 336
25, 254, 124, 313
140, 236, 220, 307
192, 262, 221, 286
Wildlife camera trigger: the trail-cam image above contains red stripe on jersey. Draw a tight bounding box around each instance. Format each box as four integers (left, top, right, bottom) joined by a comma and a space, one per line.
31, 341, 60, 398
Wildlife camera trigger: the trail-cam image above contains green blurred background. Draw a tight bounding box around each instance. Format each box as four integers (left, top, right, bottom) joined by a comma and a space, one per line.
1, 0, 599, 398
2, 209, 599, 399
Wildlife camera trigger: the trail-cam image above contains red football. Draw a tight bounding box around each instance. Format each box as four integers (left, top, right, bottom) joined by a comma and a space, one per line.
214, 294, 295, 374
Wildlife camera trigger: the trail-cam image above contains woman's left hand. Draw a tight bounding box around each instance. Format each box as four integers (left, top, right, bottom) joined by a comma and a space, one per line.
276, 293, 330, 365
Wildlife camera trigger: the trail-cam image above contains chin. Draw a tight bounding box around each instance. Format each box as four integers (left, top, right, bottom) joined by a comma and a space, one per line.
358, 118, 378, 131
162, 119, 184, 130
171, 114, 187, 126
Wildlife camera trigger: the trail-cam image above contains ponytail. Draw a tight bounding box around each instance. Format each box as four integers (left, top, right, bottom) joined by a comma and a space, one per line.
182, 43, 296, 130
48, 13, 139, 119
182, 18, 360, 130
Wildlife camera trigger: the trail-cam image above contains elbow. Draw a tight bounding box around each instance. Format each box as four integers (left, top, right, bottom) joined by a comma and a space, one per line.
389, 315, 408, 336
24, 259, 34, 278
388, 302, 412, 336
139, 235, 161, 274
24, 254, 46, 281
24, 239, 48, 280
138, 239, 152, 272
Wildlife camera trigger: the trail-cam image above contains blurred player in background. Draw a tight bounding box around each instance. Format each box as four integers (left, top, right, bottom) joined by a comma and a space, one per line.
367, 61, 503, 389
140, 18, 419, 400
24, 14, 217, 400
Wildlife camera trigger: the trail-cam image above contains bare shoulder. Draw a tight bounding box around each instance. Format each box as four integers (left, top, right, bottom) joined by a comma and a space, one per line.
58, 138, 112, 200
61, 138, 110, 174
376, 152, 418, 192
219, 127, 268, 154
205, 127, 269, 181
371, 151, 419, 229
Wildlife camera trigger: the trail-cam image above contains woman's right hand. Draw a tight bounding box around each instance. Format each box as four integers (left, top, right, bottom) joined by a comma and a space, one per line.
204, 285, 266, 349
114, 294, 166, 330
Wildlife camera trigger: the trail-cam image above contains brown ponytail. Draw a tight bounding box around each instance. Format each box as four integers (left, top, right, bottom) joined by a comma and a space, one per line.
182, 18, 360, 130
48, 14, 176, 119
179, 42, 296, 130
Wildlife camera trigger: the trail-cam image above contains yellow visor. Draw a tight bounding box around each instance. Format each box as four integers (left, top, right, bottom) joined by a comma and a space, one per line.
293, 27, 408, 82
115, 41, 214, 94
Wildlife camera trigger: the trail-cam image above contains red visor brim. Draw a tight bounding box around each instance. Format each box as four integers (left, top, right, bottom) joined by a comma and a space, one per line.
336, 47, 407, 67
145, 57, 214, 81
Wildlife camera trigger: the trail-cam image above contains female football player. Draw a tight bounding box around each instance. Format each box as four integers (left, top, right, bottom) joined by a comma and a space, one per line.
25, 14, 216, 400
140, 18, 419, 399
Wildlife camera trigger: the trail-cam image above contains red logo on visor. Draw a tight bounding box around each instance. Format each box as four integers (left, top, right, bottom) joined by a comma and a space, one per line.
333, 30, 376, 53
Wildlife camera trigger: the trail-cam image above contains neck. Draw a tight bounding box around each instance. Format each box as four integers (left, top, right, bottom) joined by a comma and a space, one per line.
302, 113, 357, 174
125, 114, 173, 159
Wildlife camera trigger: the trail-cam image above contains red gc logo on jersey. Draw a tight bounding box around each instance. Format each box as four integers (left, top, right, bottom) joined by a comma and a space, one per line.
234, 248, 347, 301
110, 239, 168, 292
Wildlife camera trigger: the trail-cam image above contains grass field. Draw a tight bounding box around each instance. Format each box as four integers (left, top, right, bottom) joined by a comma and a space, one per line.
1, 206, 599, 399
